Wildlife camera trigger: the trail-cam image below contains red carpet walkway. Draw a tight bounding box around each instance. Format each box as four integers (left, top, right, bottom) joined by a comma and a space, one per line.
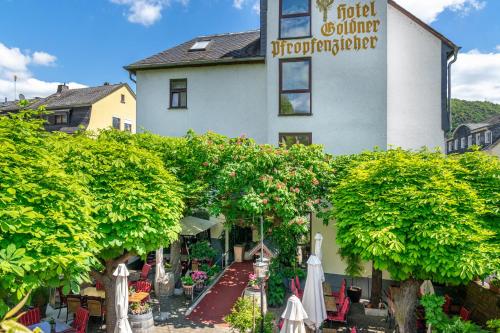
186, 261, 253, 325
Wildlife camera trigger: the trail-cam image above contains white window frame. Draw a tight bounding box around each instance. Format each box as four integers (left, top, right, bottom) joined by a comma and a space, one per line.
448, 141, 453, 152
485, 130, 492, 144
124, 120, 133, 132
476, 133, 481, 145
460, 137, 466, 149
454, 139, 458, 150
468, 135, 473, 147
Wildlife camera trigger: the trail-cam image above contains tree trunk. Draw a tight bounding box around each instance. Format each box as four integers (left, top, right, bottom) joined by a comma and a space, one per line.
170, 239, 182, 283
392, 279, 419, 333
103, 270, 117, 333
370, 265, 383, 306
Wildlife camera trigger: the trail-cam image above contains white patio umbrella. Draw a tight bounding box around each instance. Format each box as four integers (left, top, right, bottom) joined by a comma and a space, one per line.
280, 295, 308, 333
314, 233, 323, 260
301, 255, 327, 331
113, 264, 132, 333
155, 248, 166, 294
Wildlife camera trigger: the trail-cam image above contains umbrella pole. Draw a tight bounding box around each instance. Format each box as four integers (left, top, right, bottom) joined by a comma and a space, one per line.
260, 216, 264, 333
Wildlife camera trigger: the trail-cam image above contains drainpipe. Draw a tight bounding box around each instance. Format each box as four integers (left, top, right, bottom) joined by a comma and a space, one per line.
129, 72, 137, 84
447, 47, 460, 128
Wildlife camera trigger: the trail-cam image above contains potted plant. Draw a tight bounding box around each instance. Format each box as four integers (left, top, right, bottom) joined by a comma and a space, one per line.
248, 273, 261, 290
340, 250, 364, 303
191, 271, 208, 290
181, 276, 195, 297
129, 302, 154, 332
189, 241, 216, 269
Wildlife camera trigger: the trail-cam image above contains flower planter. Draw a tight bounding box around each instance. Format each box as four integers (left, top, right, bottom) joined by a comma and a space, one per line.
129, 310, 154, 333
195, 280, 205, 290
182, 284, 194, 298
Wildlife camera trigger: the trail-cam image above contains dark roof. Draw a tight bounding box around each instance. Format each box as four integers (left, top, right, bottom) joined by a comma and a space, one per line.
0, 83, 134, 112
388, 0, 458, 51
125, 30, 263, 71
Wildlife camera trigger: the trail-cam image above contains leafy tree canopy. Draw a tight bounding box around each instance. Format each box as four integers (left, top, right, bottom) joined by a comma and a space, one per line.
0, 110, 96, 315
451, 99, 500, 130
51, 130, 185, 261
332, 149, 498, 284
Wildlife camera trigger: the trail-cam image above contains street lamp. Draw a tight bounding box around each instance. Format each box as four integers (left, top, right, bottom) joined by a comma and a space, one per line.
255, 216, 269, 333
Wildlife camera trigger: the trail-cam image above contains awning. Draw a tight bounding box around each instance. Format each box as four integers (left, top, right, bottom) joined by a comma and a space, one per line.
180, 216, 223, 236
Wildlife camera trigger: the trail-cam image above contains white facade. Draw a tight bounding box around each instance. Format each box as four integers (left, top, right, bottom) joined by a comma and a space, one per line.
136, 64, 267, 142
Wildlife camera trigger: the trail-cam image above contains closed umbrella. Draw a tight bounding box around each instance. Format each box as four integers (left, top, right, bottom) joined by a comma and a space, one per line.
314, 233, 323, 261
301, 255, 327, 331
113, 264, 132, 333
155, 248, 166, 295
280, 295, 308, 333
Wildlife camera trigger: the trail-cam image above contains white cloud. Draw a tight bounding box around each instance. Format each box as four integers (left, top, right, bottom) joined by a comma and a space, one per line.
496, 45, 500, 52
232, 0, 260, 13
110, 0, 189, 26
452, 49, 500, 103
32, 51, 57, 66
0, 42, 86, 101
396, 0, 486, 23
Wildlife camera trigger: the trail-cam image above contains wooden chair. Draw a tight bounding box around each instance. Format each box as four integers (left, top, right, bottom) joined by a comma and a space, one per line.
327, 297, 350, 325
459, 306, 471, 321
86, 296, 105, 326
140, 263, 152, 281
18, 307, 41, 327
290, 278, 303, 299
66, 295, 82, 322
71, 307, 89, 333
336, 281, 346, 305
323, 282, 332, 295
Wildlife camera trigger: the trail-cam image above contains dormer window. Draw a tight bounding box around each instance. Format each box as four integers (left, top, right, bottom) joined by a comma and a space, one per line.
485, 130, 492, 144
190, 40, 211, 51
476, 133, 481, 145
280, 0, 311, 39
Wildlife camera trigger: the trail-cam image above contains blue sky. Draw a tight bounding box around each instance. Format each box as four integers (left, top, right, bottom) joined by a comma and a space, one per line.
0, 0, 499, 102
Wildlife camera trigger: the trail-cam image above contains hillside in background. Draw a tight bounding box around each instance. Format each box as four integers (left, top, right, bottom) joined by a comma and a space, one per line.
452, 99, 500, 129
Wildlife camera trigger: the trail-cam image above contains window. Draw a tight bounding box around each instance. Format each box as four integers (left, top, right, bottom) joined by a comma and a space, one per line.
279, 133, 312, 147
460, 137, 466, 149
279, 0, 311, 39
280, 58, 311, 115
124, 122, 132, 132
468, 135, 473, 147
120, 94, 125, 103
454, 139, 458, 150
476, 133, 481, 145
485, 130, 492, 144
448, 141, 453, 152
170, 79, 187, 109
190, 40, 211, 51
112, 117, 121, 130
54, 113, 68, 125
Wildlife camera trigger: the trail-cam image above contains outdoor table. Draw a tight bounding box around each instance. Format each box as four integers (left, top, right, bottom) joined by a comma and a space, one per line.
129, 292, 149, 303
324, 295, 337, 312
80, 287, 105, 298
28, 321, 76, 333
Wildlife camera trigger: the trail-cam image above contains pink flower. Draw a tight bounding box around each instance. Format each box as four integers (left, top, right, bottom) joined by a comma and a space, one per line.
229, 171, 236, 177
202, 162, 209, 166
262, 199, 269, 205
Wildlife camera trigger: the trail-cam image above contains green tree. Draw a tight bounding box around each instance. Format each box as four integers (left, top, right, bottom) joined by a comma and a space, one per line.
0, 110, 96, 316
52, 130, 185, 333
330, 149, 498, 333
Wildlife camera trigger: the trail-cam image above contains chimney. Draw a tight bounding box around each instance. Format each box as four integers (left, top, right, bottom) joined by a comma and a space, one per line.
260, 0, 268, 57
57, 84, 69, 93
103, 82, 110, 86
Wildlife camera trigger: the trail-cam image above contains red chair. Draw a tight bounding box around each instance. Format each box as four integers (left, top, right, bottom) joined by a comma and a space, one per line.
459, 306, 471, 321
18, 307, 41, 327
337, 284, 346, 306
443, 294, 452, 314
140, 263, 152, 281
95, 281, 104, 291
290, 279, 303, 299
327, 297, 350, 324
135, 280, 152, 293
71, 307, 89, 333
333, 279, 346, 298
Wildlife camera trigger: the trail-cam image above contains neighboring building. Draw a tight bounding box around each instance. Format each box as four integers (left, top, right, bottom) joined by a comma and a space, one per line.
0, 83, 136, 134
447, 116, 500, 156
125, 0, 458, 293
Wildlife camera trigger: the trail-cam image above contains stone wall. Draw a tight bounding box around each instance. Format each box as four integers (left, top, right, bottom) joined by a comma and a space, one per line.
465, 282, 500, 325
